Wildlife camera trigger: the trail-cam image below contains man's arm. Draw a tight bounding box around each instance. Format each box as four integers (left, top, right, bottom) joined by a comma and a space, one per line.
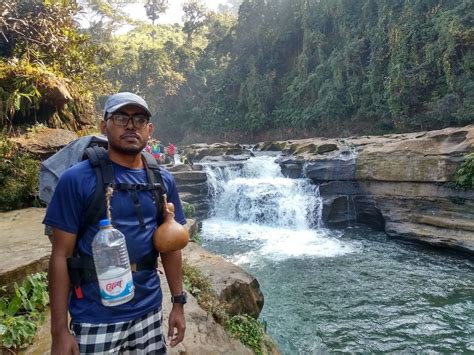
160, 250, 185, 347
49, 228, 79, 355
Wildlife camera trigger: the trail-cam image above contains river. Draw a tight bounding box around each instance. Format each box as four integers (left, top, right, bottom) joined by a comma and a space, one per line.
199, 155, 474, 353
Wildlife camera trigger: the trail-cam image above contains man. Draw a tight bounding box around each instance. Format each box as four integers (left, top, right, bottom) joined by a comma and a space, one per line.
44, 92, 187, 354
167, 143, 176, 165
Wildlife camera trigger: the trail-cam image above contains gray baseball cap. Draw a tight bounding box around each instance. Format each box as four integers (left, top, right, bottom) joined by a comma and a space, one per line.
103, 92, 152, 118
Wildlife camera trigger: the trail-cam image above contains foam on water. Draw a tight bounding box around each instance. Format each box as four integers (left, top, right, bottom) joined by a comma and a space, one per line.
202, 155, 358, 262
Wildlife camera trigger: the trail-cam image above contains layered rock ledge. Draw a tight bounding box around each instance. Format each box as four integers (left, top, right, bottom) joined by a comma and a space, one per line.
266, 125, 474, 253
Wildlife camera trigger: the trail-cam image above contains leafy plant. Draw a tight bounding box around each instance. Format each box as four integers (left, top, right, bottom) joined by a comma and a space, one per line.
0, 272, 49, 350
182, 201, 196, 219
224, 314, 266, 355
190, 231, 201, 244
452, 153, 474, 190
0, 132, 41, 211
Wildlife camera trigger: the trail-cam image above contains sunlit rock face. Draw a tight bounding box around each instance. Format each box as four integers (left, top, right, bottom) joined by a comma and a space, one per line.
277, 125, 474, 253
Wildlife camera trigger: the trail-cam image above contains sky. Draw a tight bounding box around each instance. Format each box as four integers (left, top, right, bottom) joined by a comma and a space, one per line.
123, 0, 223, 24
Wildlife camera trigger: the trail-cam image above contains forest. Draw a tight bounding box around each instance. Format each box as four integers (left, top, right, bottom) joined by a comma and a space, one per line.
1, 0, 473, 143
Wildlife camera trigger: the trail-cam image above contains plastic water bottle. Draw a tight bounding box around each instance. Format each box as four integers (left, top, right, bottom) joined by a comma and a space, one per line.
92, 219, 135, 306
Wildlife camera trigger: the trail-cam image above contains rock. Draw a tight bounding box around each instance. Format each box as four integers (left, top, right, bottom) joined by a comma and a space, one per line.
185, 219, 199, 238
317, 143, 338, 154
0, 208, 51, 290
294, 143, 318, 155
305, 157, 356, 181
167, 164, 193, 172
201, 155, 250, 162
356, 126, 473, 182
40, 75, 72, 109
172, 171, 208, 184
171, 170, 209, 220
160, 271, 253, 355
183, 243, 264, 318
276, 157, 304, 178
182, 143, 246, 161
11, 127, 78, 159
259, 141, 288, 151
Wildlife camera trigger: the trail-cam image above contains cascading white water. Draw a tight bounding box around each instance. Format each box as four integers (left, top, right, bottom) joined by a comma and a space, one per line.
202, 155, 356, 262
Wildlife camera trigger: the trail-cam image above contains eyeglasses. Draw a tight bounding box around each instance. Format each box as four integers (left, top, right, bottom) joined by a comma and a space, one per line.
107, 112, 150, 129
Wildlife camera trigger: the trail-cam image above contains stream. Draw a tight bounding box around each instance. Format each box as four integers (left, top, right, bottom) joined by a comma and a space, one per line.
200, 155, 474, 353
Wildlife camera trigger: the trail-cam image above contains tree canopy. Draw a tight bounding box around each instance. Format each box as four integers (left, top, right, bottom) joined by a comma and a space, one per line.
1, 0, 472, 143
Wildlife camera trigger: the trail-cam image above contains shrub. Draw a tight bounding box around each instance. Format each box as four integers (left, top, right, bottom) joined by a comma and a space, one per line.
452, 153, 474, 190
182, 201, 196, 218
224, 314, 266, 355
0, 272, 49, 350
0, 133, 41, 211
190, 231, 201, 244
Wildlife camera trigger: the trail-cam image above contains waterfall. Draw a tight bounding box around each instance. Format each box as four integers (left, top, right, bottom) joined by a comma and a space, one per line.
202, 156, 356, 262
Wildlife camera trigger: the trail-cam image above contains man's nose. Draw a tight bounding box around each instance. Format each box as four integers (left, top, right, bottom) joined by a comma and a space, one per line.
125, 117, 136, 129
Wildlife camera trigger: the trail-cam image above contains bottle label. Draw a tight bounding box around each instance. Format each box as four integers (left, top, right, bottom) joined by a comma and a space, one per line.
98, 268, 134, 302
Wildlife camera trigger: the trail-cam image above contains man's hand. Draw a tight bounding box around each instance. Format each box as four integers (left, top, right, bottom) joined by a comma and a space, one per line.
51, 329, 79, 355
167, 304, 186, 347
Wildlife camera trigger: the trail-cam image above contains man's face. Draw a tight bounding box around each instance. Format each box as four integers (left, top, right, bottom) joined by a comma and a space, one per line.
101, 104, 153, 156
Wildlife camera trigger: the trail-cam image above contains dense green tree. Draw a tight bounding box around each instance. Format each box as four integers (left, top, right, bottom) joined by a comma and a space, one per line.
90, 0, 472, 143
182, 0, 208, 42
166, 0, 473, 141
145, 0, 168, 25
0, 0, 109, 128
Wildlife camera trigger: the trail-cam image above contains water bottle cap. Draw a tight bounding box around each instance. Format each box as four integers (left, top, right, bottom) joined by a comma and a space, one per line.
98, 219, 111, 227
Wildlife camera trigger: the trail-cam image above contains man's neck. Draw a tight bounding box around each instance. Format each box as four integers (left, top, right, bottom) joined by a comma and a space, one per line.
107, 149, 143, 169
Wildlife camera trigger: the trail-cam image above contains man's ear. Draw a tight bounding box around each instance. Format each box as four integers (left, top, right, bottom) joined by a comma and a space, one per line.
147, 122, 154, 138
100, 120, 107, 135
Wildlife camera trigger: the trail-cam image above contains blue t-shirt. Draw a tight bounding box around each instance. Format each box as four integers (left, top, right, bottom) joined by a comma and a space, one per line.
43, 159, 186, 323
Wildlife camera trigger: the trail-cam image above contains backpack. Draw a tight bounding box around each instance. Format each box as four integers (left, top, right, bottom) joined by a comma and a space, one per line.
39, 135, 166, 232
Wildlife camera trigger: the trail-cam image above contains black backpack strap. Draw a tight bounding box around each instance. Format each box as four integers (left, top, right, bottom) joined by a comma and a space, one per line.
82, 146, 114, 227
67, 252, 157, 286
142, 152, 166, 222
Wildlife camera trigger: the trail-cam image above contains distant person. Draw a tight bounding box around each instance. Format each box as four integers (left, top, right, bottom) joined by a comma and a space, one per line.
44, 92, 187, 354
168, 143, 176, 165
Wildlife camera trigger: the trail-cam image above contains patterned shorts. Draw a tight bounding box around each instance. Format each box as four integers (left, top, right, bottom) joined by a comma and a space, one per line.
71, 308, 167, 354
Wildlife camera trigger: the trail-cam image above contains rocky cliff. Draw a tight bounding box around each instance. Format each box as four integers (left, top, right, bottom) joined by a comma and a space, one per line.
262, 125, 474, 253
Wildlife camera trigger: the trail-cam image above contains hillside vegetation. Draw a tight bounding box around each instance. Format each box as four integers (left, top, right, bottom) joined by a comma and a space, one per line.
0, 0, 472, 143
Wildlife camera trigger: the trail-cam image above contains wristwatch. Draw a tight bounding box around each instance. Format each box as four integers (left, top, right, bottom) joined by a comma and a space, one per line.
171, 291, 187, 304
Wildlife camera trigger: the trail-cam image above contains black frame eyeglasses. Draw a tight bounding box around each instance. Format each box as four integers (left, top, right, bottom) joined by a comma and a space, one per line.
107, 112, 150, 129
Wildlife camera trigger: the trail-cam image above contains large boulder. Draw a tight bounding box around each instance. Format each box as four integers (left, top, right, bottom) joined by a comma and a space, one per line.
0, 208, 51, 290
11, 127, 78, 159
183, 243, 264, 318
161, 272, 253, 355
